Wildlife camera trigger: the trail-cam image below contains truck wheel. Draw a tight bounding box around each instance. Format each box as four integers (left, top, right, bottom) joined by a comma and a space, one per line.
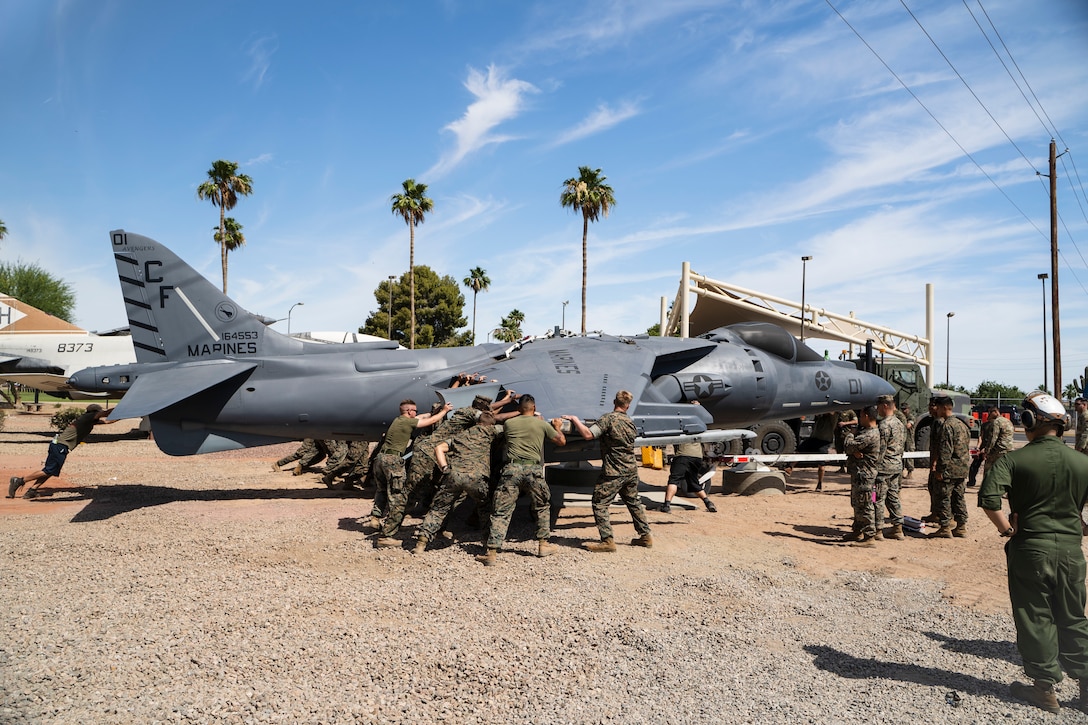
915, 425, 931, 452
707, 439, 744, 457
752, 421, 797, 455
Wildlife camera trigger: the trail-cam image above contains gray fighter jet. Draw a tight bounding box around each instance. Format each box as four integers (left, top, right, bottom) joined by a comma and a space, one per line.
67, 230, 893, 458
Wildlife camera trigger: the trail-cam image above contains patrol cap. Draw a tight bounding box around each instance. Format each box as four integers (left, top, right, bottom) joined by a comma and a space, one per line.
86, 403, 104, 413
930, 393, 954, 405
876, 394, 895, 405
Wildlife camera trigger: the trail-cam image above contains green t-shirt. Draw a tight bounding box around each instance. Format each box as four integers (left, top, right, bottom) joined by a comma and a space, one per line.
503, 414, 559, 464
383, 415, 419, 455
57, 410, 101, 449
979, 435, 1088, 537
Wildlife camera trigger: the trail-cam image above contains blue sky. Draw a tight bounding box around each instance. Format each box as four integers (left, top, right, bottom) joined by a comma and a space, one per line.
2, 0, 1087, 394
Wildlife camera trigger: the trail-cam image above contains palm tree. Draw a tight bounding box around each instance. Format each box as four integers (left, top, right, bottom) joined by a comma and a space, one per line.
560, 166, 615, 335
390, 178, 434, 349
197, 160, 253, 294
462, 266, 490, 345
212, 218, 246, 290
0, 219, 7, 241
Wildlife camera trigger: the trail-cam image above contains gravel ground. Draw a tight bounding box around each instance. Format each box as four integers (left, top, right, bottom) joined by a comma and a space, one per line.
2, 412, 1087, 723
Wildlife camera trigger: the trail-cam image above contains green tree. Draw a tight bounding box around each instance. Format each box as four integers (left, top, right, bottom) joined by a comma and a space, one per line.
390, 178, 434, 350
197, 160, 253, 295
1064, 382, 1080, 403
0, 219, 7, 243
560, 166, 615, 335
360, 265, 469, 348
495, 309, 525, 343
463, 266, 490, 346
646, 322, 661, 336
973, 380, 1025, 402
0, 261, 76, 321
212, 217, 246, 256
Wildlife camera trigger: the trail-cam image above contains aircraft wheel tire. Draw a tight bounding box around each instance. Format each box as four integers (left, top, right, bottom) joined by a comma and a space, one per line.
751, 421, 796, 455
707, 438, 743, 457
721, 470, 786, 496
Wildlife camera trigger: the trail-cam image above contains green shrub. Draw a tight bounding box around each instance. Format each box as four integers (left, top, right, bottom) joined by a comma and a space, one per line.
50, 407, 83, 432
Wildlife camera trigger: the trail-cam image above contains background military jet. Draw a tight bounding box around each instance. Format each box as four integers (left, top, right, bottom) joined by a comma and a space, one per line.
0, 295, 136, 400
68, 230, 893, 458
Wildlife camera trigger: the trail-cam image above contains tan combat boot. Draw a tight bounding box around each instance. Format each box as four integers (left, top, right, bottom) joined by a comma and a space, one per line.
849, 535, 876, 548
887, 525, 905, 540
874, 530, 885, 541
475, 548, 498, 566
375, 537, 400, 549
271, 462, 282, 472
1009, 680, 1060, 713
291, 464, 304, 476
952, 522, 968, 538
630, 534, 654, 548
929, 525, 954, 539
537, 540, 559, 557
583, 538, 617, 553
412, 535, 429, 555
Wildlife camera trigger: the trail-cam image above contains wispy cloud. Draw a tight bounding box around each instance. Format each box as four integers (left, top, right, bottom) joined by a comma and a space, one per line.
242, 34, 278, 89
424, 65, 538, 180
551, 100, 642, 147
244, 153, 274, 167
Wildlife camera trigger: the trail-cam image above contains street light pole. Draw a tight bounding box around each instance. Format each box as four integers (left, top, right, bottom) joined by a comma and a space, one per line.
1038, 273, 1048, 391
387, 276, 396, 341
945, 311, 955, 387
562, 300, 569, 332
287, 302, 303, 335
800, 256, 813, 343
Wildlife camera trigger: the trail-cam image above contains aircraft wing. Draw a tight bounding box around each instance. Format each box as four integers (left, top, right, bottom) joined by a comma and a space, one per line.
107, 360, 258, 420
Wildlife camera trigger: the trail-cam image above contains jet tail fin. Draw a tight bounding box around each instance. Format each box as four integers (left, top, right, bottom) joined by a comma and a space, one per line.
109, 230, 295, 364
0, 295, 86, 334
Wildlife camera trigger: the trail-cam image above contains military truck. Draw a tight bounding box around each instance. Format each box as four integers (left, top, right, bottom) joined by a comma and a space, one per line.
732, 354, 977, 455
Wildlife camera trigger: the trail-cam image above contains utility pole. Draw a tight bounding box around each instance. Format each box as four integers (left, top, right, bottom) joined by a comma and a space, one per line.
1049, 140, 1062, 397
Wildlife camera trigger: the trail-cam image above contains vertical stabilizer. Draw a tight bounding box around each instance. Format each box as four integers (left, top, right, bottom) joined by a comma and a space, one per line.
0, 296, 86, 334
110, 230, 287, 363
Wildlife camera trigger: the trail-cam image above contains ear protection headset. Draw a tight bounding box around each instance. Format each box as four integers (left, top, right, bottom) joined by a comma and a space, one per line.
1020, 391, 1070, 432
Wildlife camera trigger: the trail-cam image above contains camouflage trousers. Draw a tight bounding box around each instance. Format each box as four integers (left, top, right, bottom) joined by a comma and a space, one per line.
416, 471, 491, 542
276, 439, 326, 469
592, 471, 651, 541
380, 451, 437, 538
405, 449, 440, 513
933, 476, 967, 528
487, 463, 551, 550
371, 452, 406, 521
850, 475, 877, 538
875, 470, 902, 527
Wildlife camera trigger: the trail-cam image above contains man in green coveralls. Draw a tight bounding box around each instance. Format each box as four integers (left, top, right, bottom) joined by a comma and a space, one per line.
564, 390, 653, 552
477, 394, 567, 565
979, 391, 1088, 714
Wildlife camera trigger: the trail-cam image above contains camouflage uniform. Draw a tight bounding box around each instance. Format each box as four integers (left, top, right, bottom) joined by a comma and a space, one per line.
408, 407, 482, 513
416, 423, 501, 542
934, 416, 971, 528
981, 414, 1015, 475
1076, 410, 1088, 454
834, 410, 858, 471
371, 415, 419, 520
895, 408, 915, 473
487, 415, 561, 550
927, 416, 945, 517
275, 438, 328, 470
587, 410, 651, 542
324, 439, 371, 488
875, 413, 906, 528
844, 425, 881, 538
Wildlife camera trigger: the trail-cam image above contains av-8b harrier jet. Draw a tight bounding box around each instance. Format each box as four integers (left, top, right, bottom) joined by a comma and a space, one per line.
68, 230, 892, 458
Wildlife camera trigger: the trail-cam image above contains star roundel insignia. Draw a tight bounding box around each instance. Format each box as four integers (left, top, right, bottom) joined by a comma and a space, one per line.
814, 371, 831, 391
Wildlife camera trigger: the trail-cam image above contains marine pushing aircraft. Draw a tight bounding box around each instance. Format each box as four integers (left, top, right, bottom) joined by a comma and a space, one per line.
67, 230, 893, 457
0, 295, 136, 399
